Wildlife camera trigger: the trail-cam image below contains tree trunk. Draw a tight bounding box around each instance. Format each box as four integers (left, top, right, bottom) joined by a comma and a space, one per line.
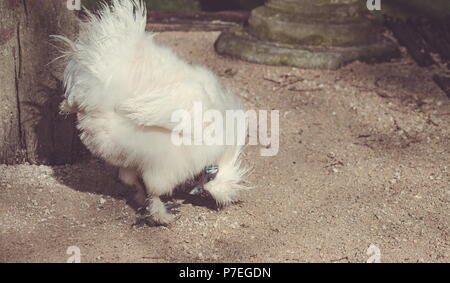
0, 0, 85, 165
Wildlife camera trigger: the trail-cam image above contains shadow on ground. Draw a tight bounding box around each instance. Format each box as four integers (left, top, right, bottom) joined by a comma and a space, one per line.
51, 158, 219, 216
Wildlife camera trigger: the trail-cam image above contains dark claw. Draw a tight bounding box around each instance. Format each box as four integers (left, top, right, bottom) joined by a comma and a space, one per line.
189, 185, 203, 195
166, 203, 181, 214
205, 165, 219, 174
189, 185, 212, 198
166, 203, 181, 210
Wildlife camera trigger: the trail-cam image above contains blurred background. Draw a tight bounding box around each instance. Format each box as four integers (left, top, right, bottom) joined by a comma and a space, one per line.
82, 0, 450, 18
83, 0, 265, 12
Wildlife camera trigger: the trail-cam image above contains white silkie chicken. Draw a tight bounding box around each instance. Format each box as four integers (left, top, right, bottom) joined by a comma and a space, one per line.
56, 0, 248, 225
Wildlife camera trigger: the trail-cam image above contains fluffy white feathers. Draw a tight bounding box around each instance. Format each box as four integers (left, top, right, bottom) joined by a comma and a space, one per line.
56, 0, 248, 224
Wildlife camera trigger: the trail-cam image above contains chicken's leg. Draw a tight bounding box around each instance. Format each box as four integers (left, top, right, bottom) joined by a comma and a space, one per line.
118, 167, 147, 207
143, 195, 178, 226
140, 171, 180, 226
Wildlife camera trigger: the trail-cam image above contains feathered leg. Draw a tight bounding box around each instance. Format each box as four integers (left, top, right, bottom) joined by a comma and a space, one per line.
143, 195, 178, 225
141, 170, 179, 226
118, 167, 147, 207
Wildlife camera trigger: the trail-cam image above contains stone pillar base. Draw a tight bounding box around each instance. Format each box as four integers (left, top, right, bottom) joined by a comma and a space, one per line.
215, 0, 399, 69
215, 26, 399, 70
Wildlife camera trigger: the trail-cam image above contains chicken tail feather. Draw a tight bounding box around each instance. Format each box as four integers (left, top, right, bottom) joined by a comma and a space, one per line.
52, 0, 148, 111
204, 147, 252, 206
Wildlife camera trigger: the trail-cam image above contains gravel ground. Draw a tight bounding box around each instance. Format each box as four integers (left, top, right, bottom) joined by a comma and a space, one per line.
0, 31, 449, 263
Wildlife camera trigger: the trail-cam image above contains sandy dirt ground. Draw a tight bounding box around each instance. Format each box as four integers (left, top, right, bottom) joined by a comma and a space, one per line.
0, 31, 449, 263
